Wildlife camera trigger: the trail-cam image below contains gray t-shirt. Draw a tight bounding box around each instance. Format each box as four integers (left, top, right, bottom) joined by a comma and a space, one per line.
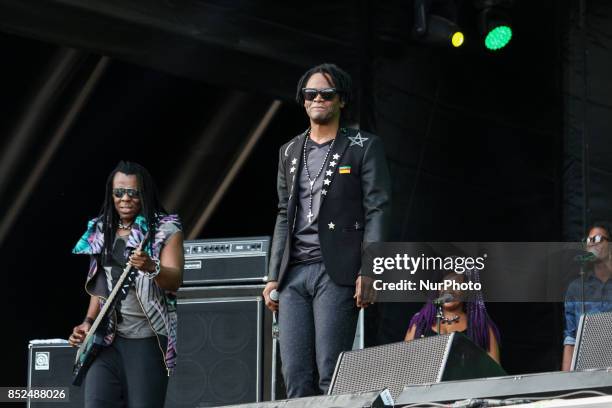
290, 139, 333, 263
104, 235, 155, 339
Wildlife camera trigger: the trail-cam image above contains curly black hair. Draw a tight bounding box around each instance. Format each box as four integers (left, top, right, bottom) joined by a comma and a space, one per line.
295, 63, 353, 114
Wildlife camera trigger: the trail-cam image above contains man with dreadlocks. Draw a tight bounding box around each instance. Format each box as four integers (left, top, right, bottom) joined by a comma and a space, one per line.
262, 63, 391, 397
68, 161, 184, 408
405, 270, 501, 364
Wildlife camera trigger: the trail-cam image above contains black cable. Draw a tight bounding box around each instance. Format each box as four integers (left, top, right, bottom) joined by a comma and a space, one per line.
579, 0, 590, 232
400, 68, 442, 238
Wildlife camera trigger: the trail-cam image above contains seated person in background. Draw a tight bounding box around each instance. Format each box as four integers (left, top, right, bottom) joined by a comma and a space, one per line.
405, 270, 501, 364
562, 221, 612, 371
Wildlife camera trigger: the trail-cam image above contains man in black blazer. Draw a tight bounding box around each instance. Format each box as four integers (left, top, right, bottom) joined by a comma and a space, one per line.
263, 63, 391, 397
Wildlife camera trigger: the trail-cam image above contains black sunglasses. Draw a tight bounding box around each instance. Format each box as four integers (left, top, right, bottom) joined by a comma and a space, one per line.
302, 88, 338, 101
585, 234, 609, 244
112, 188, 140, 199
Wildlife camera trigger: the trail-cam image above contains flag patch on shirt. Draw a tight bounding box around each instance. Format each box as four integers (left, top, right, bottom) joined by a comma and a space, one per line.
339, 165, 351, 174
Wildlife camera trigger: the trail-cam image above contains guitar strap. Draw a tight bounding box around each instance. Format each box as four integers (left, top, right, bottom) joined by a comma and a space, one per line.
109, 237, 130, 323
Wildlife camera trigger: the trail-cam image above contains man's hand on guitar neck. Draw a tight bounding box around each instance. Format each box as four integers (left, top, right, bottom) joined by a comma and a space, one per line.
69, 321, 91, 347
129, 249, 156, 273
69, 295, 99, 347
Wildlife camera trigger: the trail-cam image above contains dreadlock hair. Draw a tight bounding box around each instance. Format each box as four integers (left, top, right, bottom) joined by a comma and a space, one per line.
408, 269, 501, 351
98, 161, 167, 263
295, 63, 353, 122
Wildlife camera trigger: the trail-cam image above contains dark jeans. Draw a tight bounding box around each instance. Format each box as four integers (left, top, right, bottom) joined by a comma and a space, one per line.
84, 336, 168, 408
278, 262, 358, 397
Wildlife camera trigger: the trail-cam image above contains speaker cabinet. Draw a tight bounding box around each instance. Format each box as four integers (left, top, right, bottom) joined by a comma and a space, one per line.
27, 342, 84, 408
329, 332, 506, 399
572, 311, 612, 371
166, 285, 272, 407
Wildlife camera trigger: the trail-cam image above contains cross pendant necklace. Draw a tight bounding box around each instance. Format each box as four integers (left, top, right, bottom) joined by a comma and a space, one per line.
302, 132, 335, 225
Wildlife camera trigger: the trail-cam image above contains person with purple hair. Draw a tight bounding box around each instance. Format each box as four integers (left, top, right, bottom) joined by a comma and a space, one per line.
404, 270, 501, 364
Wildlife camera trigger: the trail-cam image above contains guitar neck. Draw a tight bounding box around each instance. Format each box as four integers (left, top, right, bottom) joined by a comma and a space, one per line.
83, 238, 147, 341
87, 263, 134, 336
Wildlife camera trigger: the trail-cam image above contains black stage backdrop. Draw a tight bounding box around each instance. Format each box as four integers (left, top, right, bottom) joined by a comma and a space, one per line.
0, 0, 611, 389
563, 0, 612, 238
361, 0, 566, 374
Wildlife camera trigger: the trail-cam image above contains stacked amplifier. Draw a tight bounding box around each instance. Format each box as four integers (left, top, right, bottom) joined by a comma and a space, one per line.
26, 237, 273, 408
165, 236, 276, 408
182, 237, 269, 286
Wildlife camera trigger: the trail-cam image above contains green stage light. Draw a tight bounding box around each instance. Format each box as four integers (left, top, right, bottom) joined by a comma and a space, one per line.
478, 3, 513, 52
485, 25, 512, 50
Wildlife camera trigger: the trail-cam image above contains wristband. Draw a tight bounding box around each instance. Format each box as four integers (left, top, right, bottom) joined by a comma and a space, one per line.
84, 317, 95, 325
145, 259, 161, 279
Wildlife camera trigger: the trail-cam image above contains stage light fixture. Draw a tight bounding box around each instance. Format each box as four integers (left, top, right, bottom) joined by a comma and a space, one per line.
485, 25, 512, 50
476, 0, 514, 51
414, 0, 465, 48
451, 31, 465, 48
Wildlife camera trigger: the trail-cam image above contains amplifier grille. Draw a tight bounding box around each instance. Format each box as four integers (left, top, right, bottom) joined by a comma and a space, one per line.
165, 297, 262, 407
574, 311, 612, 370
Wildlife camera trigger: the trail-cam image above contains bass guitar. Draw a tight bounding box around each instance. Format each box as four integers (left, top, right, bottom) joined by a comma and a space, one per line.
72, 237, 147, 386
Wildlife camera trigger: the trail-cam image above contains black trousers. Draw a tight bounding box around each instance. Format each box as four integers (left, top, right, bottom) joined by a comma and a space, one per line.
278, 262, 358, 397
84, 336, 168, 408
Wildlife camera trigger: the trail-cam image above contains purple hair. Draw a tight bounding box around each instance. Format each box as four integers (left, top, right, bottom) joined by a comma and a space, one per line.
408, 269, 501, 351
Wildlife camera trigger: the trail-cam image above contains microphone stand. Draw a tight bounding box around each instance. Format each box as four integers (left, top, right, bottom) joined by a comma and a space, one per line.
580, 263, 585, 316
435, 300, 444, 335
575, 253, 595, 316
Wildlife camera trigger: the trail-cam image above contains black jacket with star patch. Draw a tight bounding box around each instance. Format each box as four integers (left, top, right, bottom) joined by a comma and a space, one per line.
268, 127, 391, 287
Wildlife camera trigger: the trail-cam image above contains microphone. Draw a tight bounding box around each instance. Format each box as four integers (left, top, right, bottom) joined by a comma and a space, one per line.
433, 293, 454, 305
270, 289, 280, 339
574, 252, 597, 264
